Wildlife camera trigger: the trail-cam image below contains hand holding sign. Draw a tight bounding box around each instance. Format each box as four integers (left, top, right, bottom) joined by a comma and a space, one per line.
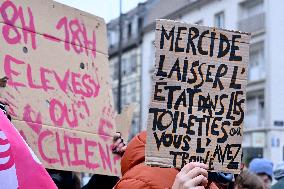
112, 132, 127, 155
172, 162, 209, 189
0, 76, 8, 87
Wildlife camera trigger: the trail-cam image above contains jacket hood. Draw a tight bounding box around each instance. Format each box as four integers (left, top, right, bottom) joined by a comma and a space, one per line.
119, 131, 220, 189
121, 131, 147, 175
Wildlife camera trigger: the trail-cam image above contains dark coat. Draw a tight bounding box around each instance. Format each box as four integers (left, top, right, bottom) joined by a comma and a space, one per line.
82, 174, 119, 189
272, 177, 284, 189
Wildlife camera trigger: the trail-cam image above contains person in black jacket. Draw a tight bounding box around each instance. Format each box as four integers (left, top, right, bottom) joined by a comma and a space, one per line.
48, 169, 81, 189
82, 174, 119, 189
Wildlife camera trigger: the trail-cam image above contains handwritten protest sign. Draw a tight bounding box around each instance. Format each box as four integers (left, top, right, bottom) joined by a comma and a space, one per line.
115, 104, 136, 143
0, 0, 120, 175
146, 19, 250, 174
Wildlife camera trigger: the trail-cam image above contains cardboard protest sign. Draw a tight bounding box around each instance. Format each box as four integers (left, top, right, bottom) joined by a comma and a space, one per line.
0, 0, 120, 175
115, 104, 136, 142
146, 19, 250, 174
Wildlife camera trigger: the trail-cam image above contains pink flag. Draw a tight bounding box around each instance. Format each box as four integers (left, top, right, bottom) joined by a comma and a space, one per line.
0, 110, 57, 189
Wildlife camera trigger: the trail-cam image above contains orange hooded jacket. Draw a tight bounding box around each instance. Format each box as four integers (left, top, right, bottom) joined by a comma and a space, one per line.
115, 131, 219, 189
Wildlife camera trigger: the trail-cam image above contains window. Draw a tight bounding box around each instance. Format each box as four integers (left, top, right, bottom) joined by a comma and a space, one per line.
122, 56, 137, 76
123, 25, 128, 41
131, 115, 139, 137
245, 95, 265, 128
112, 62, 119, 80
138, 17, 143, 32
258, 96, 265, 126
108, 30, 118, 47
122, 58, 127, 76
239, 0, 264, 19
214, 11, 225, 28
248, 42, 265, 81
128, 23, 132, 38
112, 88, 118, 109
126, 57, 132, 75
242, 147, 263, 165
121, 85, 127, 106
245, 97, 258, 129
238, 0, 264, 33
130, 82, 137, 102
130, 54, 137, 72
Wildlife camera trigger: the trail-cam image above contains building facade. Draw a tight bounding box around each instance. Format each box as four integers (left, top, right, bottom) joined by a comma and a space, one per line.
107, 3, 146, 139
140, 0, 284, 165
108, 0, 284, 165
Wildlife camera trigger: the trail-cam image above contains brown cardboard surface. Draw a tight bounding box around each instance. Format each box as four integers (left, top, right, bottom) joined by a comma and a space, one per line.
0, 0, 107, 55
12, 120, 121, 175
0, 0, 118, 175
145, 19, 250, 174
0, 26, 114, 133
150, 78, 247, 112
115, 104, 136, 143
154, 50, 248, 80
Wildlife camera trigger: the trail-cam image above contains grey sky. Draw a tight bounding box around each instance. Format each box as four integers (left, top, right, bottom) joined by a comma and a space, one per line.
54, 0, 147, 23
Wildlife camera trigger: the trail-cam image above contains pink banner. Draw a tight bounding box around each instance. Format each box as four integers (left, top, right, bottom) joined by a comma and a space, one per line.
0, 110, 57, 189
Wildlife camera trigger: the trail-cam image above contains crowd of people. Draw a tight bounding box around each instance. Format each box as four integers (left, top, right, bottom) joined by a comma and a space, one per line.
112, 131, 284, 189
